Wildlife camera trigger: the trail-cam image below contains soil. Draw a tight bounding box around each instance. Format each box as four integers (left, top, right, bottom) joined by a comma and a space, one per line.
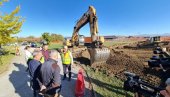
74, 47, 170, 87
105, 49, 162, 86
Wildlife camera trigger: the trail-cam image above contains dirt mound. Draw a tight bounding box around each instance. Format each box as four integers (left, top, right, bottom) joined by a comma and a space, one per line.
106, 50, 143, 74
90, 49, 161, 86
108, 49, 162, 85
75, 48, 162, 86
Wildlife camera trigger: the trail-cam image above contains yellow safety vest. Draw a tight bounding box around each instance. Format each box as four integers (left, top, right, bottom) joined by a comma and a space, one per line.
27, 56, 44, 64
62, 51, 71, 65
40, 56, 45, 64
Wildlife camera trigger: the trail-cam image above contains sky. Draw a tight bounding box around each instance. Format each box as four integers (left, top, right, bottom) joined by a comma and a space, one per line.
1, 0, 170, 37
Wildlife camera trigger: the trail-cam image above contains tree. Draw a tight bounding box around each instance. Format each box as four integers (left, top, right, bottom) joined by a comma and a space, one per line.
42, 32, 52, 44
0, 0, 24, 47
51, 33, 64, 42
27, 35, 35, 39
0, 0, 8, 6
56, 34, 64, 41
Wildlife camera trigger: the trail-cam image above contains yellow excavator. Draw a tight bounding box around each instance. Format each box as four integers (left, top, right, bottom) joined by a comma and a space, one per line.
137, 36, 164, 47
64, 6, 110, 66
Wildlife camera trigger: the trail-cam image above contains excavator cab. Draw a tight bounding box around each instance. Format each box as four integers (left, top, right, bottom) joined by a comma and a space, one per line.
149, 36, 161, 43
76, 35, 85, 46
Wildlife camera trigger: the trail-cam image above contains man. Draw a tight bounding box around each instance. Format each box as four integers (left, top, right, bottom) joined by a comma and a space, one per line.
40, 50, 61, 97
28, 50, 43, 97
25, 46, 32, 62
41, 44, 49, 61
61, 46, 73, 81
25, 46, 33, 71
56, 48, 64, 75
56, 52, 63, 75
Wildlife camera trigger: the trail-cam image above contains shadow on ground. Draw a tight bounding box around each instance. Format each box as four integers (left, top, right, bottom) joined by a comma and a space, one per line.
9, 63, 33, 97
89, 77, 132, 97
9, 62, 91, 97
60, 71, 92, 97
74, 57, 90, 66
10, 52, 16, 55
60, 73, 77, 97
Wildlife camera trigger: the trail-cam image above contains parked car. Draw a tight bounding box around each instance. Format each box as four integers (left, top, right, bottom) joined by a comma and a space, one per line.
30, 42, 37, 47
21, 42, 29, 46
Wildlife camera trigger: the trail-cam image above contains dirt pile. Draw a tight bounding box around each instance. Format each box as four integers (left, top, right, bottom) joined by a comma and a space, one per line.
106, 49, 162, 86
106, 49, 144, 76
75, 48, 162, 86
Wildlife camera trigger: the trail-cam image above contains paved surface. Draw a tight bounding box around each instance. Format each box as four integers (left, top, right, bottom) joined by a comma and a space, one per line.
0, 46, 89, 97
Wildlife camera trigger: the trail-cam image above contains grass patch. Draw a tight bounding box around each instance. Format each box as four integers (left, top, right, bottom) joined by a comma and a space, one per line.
82, 65, 133, 97
0, 46, 15, 74
103, 41, 136, 47
49, 43, 63, 50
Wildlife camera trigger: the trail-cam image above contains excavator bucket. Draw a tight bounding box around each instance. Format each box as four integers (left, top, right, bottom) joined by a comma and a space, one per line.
88, 47, 110, 66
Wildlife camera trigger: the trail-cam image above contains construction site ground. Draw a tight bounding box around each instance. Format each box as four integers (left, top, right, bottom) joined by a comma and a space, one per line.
72, 40, 170, 96
108, 47, 170, 87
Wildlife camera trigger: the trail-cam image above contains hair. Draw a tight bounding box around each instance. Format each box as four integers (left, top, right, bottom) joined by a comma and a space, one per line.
32, 49, 41, 57
24, 46, 30, 50
42, 44, 48, 47
49, 50, 59, 58
63, 45, 68, 49
56, 48, 62, 53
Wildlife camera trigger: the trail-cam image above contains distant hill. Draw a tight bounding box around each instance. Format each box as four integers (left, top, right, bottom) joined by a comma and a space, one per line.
134, 33, 170, 37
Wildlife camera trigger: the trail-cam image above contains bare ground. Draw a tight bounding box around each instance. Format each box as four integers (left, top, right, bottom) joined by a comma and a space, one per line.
77, 47, 169, 87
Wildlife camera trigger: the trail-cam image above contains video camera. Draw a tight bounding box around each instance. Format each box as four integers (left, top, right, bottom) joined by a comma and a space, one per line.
148, 47, 170, 70
123, 72, 164, 97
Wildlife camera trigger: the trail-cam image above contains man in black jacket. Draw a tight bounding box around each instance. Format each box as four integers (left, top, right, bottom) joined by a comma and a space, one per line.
40, 50, 61, 97
28, 50, 43, 97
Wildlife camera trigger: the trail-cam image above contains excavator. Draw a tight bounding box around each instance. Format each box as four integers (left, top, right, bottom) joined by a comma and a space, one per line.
64, 6, 110, 66
137, 36, 161, 47
137, 36, 169, 48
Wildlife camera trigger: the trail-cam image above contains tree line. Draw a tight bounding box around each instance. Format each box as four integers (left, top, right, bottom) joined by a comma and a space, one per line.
41, 32, 64, 44
18, 33, 64, 44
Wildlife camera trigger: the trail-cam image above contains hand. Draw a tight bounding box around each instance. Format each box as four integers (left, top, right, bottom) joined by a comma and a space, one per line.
40, 85, 46, 91
160, 90, 170, 97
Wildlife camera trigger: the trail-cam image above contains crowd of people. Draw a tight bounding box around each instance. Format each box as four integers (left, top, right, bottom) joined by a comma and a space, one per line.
24, 44, 73, 97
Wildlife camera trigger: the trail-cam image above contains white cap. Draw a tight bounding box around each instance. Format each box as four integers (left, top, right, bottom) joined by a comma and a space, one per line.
166, 78, 170, 85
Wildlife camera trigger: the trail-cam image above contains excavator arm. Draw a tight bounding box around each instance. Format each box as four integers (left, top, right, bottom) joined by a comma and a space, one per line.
71, 6, 102, 47
67, 6, 110, 66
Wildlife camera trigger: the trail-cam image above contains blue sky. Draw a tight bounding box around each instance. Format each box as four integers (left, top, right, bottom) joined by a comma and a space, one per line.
1, 0, 170, 37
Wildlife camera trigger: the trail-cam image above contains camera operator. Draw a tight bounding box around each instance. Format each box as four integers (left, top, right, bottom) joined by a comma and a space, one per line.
124, 72, 168, 97
160, 78, 170, 97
